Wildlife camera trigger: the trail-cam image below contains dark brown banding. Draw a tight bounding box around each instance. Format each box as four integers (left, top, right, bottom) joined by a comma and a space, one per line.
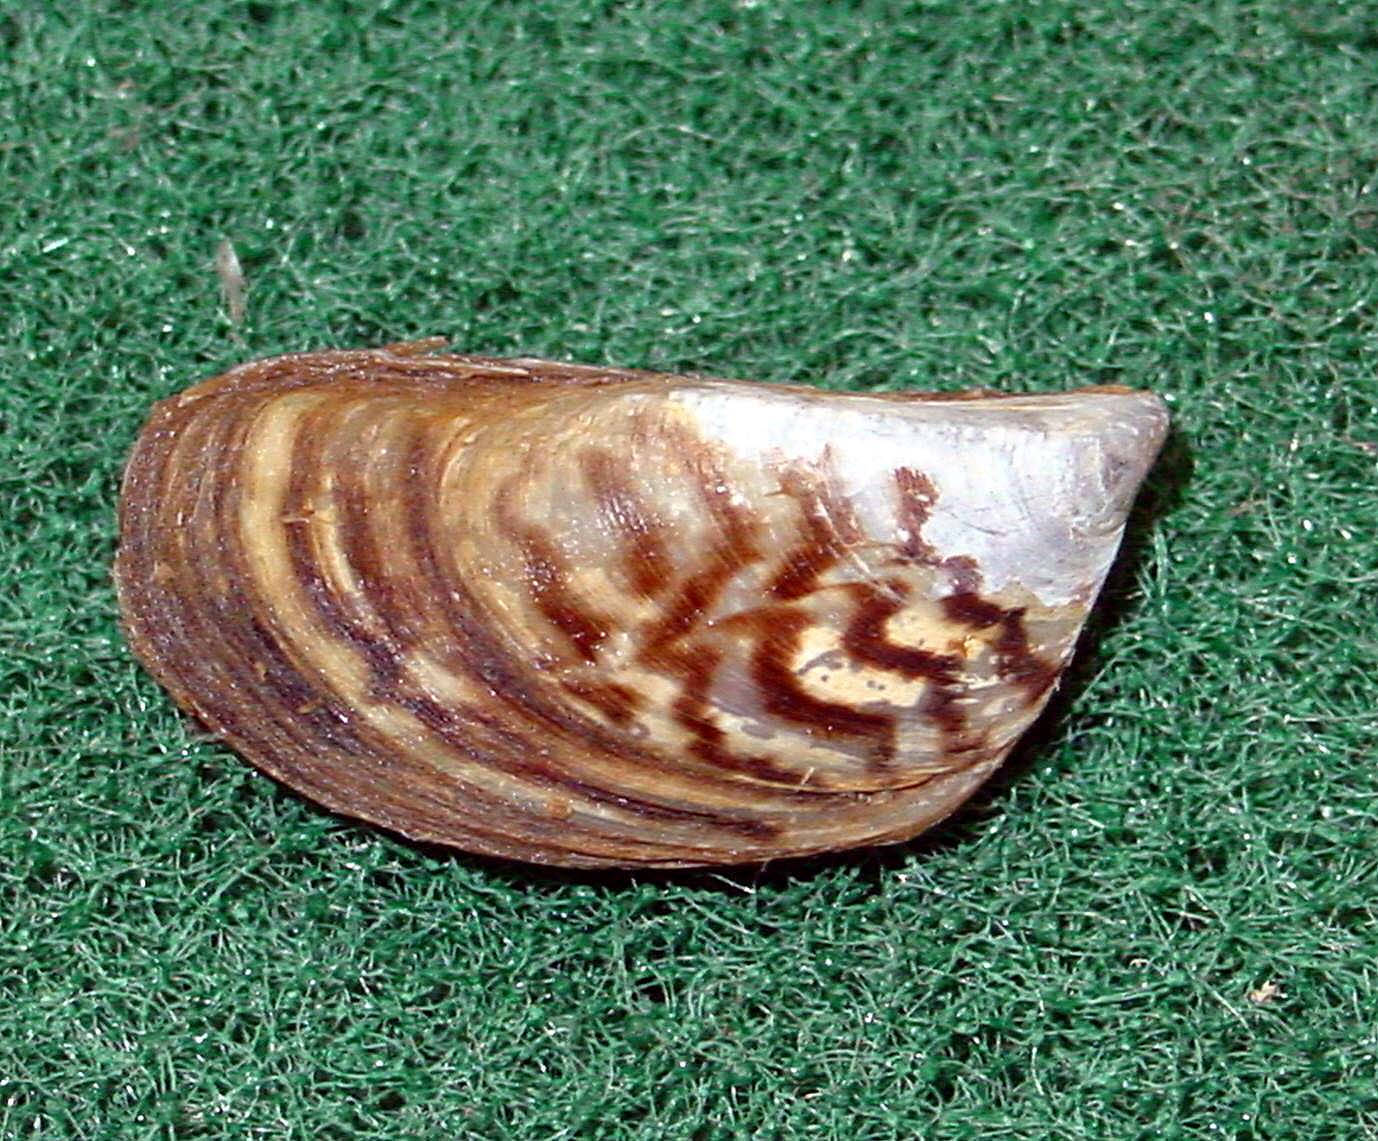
617, 436, 826, 786
838, 582, 984, 765
919, 683, 967, 739
842, 582, 961, 683
284, 418, 406, 691
943, 591, 1059, 701
662, 420, 762, 567
643, 560, 737, 652
639, 431, 764, 652
892, 469, 986, 594
426, 460, 814, 813
750, 608, 897, 766
493, 478, 611, 663
766, 467, 862, 601
942, 590, 1008, 630
665, 641, 805, 785
894, 468, 941, 563
293, 408, 785, 856
992, 610, 1061, 700
395, 690, 778, 841
120, 401, 531, 863
578, 447, 671, 599
562, 679, 642, 726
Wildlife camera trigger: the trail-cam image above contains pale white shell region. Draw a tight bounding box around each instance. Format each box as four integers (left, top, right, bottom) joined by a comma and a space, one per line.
669, 383, 1167, 606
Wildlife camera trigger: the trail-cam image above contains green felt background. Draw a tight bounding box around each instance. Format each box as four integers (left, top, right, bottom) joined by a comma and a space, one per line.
3, 1, 1376, 1136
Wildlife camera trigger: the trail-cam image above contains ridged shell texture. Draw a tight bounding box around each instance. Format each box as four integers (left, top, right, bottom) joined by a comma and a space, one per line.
116, 343, 1168, 867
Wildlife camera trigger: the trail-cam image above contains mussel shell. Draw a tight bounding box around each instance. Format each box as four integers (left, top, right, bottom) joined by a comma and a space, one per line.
115, 343, 1167, 867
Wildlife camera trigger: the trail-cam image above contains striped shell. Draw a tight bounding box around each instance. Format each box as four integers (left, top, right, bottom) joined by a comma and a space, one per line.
115, 342, 1168, 868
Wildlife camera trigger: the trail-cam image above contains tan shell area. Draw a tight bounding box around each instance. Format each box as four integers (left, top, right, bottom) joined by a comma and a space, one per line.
115, 343, 1168, 867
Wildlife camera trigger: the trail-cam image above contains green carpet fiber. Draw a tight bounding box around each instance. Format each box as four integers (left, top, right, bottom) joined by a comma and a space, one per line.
3, 1, 1377, 1136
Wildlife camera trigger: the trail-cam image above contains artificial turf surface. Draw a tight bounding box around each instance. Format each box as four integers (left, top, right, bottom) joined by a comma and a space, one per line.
3, 0, 1377, 1136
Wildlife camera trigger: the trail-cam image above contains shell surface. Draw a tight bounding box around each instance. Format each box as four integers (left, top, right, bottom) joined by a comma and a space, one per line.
115, 342, 1168, 868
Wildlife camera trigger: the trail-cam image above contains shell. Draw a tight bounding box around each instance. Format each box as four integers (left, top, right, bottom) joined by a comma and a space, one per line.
115, 341, 1168, 868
